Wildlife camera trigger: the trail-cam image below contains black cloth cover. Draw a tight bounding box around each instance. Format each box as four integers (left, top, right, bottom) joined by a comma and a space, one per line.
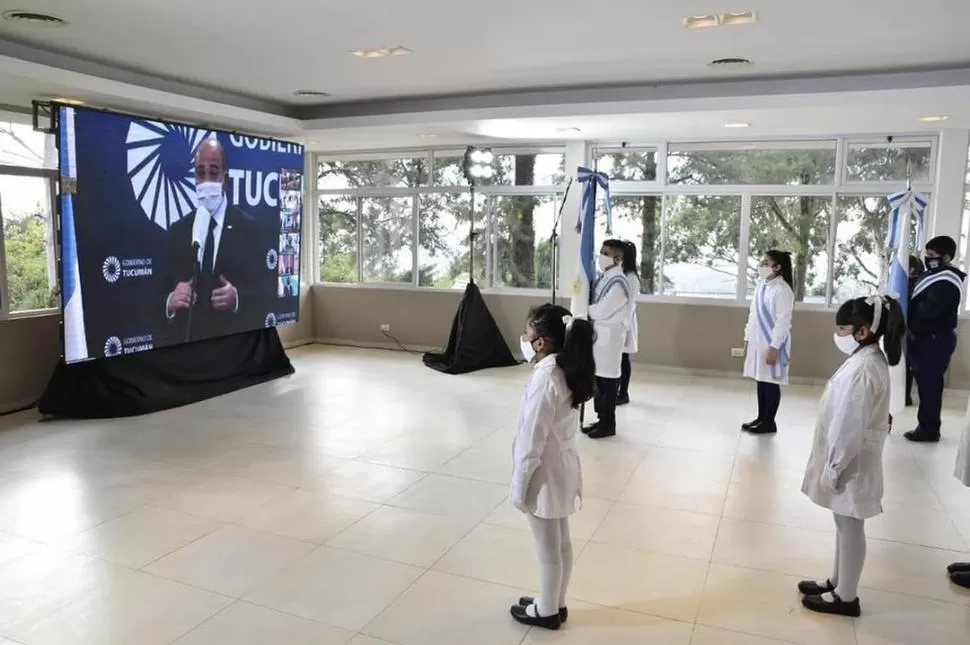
38, 327, 294, 419
423, 282, 519, 375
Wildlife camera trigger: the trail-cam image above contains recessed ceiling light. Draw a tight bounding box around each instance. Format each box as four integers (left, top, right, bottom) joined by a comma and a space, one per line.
683, 14, 719, 29
418, 133, 438, 139
724, 122, 750, 129
351, 46, 412, 59
293, 89, 331, 97
919, 115, 950, 123
721, 11, 758, 26
556, 127, 583, 133
2, 10, 69, 27
50, 97, 85, 106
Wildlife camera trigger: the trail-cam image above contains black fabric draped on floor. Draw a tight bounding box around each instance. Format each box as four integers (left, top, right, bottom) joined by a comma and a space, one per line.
423, 282, 519, 375
38, 327, 294, 418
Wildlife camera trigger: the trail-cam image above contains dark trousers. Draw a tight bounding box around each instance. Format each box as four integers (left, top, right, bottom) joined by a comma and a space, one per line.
909, 331, 957, 437
594, 376, 620, 431
756, 381, 781, 426
905, 364, 915, 405
619, 354, 632, 398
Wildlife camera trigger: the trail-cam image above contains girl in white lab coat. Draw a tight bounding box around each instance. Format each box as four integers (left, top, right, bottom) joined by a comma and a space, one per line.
582, 240, 631, 439
617, 241, 640, 406
742, 250, 795, 434
510, 303, 595, 630
948, 403, 970, 588
799, 295, 905, 617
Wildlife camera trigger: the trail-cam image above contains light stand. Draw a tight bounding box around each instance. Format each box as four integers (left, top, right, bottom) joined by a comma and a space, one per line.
461, 146, 494, 285
550, 177, 573, 303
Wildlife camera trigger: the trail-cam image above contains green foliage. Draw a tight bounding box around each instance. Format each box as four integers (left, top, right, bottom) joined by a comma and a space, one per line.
3, 211, 57, 311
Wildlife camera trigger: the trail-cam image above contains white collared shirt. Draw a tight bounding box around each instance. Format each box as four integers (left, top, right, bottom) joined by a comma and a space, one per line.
192, 196, 228, 270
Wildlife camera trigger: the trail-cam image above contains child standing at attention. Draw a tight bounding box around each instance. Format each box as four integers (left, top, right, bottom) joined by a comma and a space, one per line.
742, 250, 795, 434
800, 295, 905, 617
510, 304, 596, 630
617, 241, 640, 406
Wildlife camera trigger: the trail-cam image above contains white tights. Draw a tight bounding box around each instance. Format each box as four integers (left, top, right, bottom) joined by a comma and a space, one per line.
528, 515, 573, 618
830, 513, 866, 602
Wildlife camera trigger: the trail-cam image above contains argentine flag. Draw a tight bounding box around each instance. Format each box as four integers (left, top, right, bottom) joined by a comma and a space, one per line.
60, 107, 89, 362
570, 167, 611, 318
884, 190, 926, 415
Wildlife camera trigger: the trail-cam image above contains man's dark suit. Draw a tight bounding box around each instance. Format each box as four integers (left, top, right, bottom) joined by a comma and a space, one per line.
161, 206, 263, 343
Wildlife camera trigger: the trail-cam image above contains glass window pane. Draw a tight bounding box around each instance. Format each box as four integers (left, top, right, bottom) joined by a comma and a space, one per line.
318, 194, 357, 283
432, 152, 565, 187
594, 148, 658, 181
418, 192, 486, 289
667, 142, 837, 185
361, 196, 414, 283
662, 195, 742, 298
492, 194, 558, 289
1, 175, 56, 312
746, 196, 831, 303
845, 142, 932, 183
594, 195, 662, 295
833, 196, 891, 302
0, 120, 56, 169
317, 157, 429, 189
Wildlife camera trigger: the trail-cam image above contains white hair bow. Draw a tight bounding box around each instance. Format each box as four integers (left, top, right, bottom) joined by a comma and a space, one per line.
562, 315, 574, 331
864, 294, 888, 334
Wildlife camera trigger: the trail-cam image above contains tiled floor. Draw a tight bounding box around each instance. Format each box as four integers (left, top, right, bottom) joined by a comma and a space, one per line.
1, 345, 969, 644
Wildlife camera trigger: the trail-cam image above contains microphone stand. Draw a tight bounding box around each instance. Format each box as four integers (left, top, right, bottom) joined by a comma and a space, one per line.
184, 241, 200, 343
468, 184, 477, 285
550, 177, 573, 303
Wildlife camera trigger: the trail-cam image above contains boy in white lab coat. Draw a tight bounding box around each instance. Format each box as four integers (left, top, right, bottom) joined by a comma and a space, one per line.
510, 304, 596, 630
742, 250, 795, 434
582, 240, 631, 439
799, 294, 905, 617
946, 403, 970, 588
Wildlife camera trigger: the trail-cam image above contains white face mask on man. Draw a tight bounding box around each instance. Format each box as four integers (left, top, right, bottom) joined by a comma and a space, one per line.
832, 332, 860, 356
196, 182, 224, 215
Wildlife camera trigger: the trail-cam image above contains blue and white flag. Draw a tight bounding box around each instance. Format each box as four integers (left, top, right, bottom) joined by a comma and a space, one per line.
60, 107, 89, 362
570, 167, 611, 318
884, 189, 926, 414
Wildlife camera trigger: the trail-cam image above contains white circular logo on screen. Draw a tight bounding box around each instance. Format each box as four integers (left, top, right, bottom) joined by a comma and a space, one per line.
264, 313, 277, 328
104, 336, 122, 357
102, 256, 121, 283
266, 249, 278, 270
125, 120, 216, 230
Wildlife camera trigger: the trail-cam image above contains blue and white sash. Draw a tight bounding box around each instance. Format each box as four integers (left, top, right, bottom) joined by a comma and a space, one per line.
593, 273, 630, 304
912, 269, 966, 299
755, 283, 790, 379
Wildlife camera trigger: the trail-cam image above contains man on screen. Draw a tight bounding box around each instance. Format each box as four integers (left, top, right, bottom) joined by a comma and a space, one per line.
163, 138, 262, 341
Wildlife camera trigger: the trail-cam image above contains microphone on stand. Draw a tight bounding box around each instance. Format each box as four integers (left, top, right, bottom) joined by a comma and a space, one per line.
184, 239, 202, 343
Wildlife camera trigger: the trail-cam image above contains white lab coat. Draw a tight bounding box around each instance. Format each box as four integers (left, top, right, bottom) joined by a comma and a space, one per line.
510, 355, 583, 519
955, 397, 970, 487
623, 273, 640, 355
743, 277, 795, 385
589, 266, 630, 378
801, 344, 890, 520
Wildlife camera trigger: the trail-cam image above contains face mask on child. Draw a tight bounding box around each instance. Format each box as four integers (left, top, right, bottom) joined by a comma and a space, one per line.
758, 266, 775, 281
925, 256, 943, 271
599, 255, 616, 272
520, 337, 537, 363
832, 332, 859, 356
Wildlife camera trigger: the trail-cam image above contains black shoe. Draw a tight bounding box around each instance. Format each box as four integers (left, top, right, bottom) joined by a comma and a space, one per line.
905, 397, 914, 407
904, 429, 940, 443
950, 571, 970, 589
518, 597, 568, 622
798, 579, 835, 595
587, 425, 616, 439
581, 422, 598, 435
741, 419, 761, 431
616, 393, 630, 406
748, 422, 777, 435
510, 603, 561, 630
801, 592, 861, 617
947, 562, 970, 574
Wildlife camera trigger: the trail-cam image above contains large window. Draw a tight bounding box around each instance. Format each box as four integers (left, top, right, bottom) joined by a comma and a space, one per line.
663, 195, 742, 298
318, 195, 357, 284
0, 118, 58, 316
667, 141, 837, 185
844, 140, 933, 183
596, 196, 662, 295
418, 192, 486, 289
491, 194, 558, 289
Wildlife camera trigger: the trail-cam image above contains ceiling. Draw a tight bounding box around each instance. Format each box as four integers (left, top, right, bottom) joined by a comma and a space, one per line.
0, 0, 968, 107
0, 1, 969, 148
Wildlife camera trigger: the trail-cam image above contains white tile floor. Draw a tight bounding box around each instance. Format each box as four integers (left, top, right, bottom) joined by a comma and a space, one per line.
0, 345, 969, 644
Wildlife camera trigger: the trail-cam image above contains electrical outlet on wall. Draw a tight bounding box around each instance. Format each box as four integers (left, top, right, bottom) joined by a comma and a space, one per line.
380, 324, 391, 333
730, 347, 744, 358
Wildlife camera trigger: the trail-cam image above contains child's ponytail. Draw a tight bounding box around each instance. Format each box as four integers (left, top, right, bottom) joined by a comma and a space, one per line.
557, 318, 596, 408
